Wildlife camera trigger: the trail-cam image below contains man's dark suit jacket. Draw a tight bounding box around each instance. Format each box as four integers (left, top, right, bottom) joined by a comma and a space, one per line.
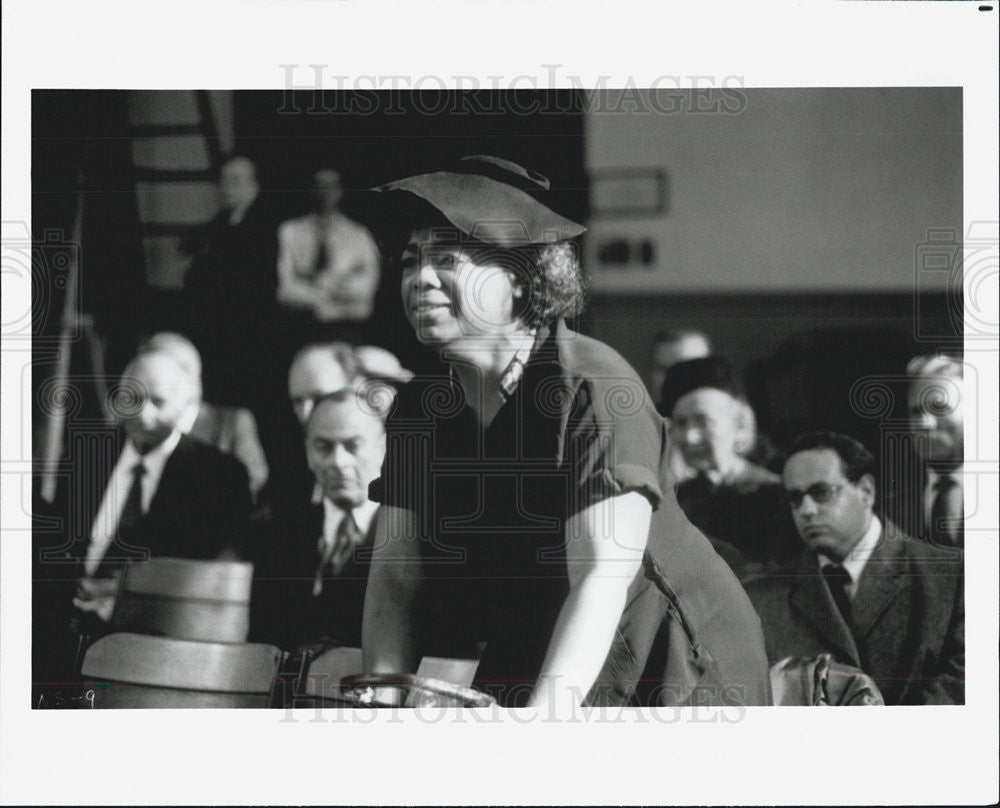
249, 500, 376, 653
183, 198, 280, 408
50, 434, 252, 572
744, 522, 964, 705
882, 458, 963, 549
32, 434, 252, 690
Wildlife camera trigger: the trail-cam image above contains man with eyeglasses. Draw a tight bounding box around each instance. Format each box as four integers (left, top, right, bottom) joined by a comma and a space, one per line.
745, 430, 964, 705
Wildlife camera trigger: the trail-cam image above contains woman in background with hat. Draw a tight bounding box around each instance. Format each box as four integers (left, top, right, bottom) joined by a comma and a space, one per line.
659, 357, 799, 571
362, 156, 770, 709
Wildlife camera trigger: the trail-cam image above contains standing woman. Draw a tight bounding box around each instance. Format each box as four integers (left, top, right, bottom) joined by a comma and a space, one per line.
363, 156, 770, 709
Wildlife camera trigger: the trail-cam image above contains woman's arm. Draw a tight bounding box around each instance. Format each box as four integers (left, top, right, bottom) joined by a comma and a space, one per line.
362, 505, 425, 678
528, 491, 651, 710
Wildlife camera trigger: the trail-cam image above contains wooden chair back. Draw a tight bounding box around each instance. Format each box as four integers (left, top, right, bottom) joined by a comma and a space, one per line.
81, 632, 282, 708
111, 557, 253, 642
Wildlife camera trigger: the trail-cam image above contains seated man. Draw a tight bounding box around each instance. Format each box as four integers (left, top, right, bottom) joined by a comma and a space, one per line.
250, 389, 386, 652
884, 353, 964, 547
660, 356, 796, 570
139, 331, 269, 500
33, 349, 252, 690
745, 430, 964, 705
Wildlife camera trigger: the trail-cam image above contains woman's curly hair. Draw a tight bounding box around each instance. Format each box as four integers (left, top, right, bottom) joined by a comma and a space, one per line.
524, 241, 587, 327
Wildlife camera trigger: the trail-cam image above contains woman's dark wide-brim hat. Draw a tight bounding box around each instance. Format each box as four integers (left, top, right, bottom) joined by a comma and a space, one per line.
659, 356, 742, 417
373, 155, 586, 247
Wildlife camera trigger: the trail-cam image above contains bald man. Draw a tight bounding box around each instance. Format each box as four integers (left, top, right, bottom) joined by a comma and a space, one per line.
39, 351, 252, 625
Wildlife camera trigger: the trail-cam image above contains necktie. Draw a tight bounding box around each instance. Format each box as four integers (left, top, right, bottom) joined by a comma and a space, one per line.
91, 461, 145, 574
313, 509, 361, 597
822, 564, 853, 625
930, 475, 963, 547
117, 462, 147, 544
313, 225, 330, 278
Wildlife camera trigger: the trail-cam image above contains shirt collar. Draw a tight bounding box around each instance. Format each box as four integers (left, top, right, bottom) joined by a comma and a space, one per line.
927, 464, 965, 489
818, 514, 882, 585
127, 428, 182, 470
320, 496, 379, 543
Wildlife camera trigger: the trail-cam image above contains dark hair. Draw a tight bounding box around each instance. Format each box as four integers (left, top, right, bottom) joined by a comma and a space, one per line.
383, 226, 587, 329
508, 241, 587, 327
786, 430, 876, 484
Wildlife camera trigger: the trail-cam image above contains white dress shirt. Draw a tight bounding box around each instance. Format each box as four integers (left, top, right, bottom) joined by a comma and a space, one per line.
84, 430, 182, 575
817, 515, 883, 601
317, 494, 380, 556
276, 211, 381, 321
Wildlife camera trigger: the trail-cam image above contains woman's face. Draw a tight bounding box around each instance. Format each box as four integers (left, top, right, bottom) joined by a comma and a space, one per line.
669, 388, 744, 477
400, 228, 520, 348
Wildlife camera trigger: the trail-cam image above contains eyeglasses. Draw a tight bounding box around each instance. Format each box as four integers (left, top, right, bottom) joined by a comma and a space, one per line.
785, 483, 843, 510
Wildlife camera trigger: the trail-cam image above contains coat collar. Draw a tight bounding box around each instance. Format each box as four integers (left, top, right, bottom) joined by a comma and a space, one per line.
850, 520, 908, 639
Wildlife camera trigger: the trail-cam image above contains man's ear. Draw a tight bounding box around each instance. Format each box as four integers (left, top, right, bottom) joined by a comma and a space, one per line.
857, 473, 877, 506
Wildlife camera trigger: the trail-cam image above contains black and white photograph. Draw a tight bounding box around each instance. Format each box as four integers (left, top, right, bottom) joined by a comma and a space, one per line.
2, 2, 997, 805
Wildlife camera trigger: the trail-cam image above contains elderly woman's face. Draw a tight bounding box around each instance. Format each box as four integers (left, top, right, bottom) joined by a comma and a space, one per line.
669, 388, 744, 477
400, 228, 520, 347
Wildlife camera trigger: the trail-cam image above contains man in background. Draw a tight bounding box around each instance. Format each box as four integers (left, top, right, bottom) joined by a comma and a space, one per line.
276, 168, 381, 349
183, 154, 279, 409
33, 349, 251, 693
139, 332, 269, 500
745, 430, 964, 705
884, 354, 964, 547
646, 328, 712, 410
250, 389, 387, 651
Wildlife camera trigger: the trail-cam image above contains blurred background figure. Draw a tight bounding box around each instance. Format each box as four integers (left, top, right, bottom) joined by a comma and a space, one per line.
647, 328, 713, 482
647, 328, 712, 410
33, 349, 252, 696
182, 154, 280, 410
885, 354, 964, 547
660, 356, 797, 571
138, 332, 269, 500
287, 342, 360, 427
354, 345, 415, 390
276, 168, 381, 349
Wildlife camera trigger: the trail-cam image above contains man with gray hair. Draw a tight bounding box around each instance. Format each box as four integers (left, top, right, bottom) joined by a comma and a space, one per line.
885, 353, 964, 547
139, 332, 269, 499
33, 349, 252, 693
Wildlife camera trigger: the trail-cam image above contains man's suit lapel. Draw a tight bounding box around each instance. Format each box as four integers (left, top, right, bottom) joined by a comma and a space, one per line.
851, 523, 908, 640
789, 551, 861, 666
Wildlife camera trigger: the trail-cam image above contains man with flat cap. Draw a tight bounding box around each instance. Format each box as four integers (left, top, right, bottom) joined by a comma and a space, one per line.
362, 155, 771, 709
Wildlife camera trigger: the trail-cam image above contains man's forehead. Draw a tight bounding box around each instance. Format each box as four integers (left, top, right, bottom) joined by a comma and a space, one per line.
290, 355, 348, 385
307, 401, 379, 435
126, 356, 187, 389
784, 449, 845, 483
